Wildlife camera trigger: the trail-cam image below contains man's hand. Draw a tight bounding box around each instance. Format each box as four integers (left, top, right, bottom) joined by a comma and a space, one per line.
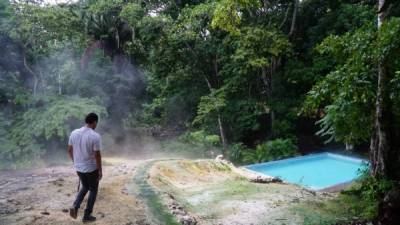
95, 151, 102, 181
67, 145, 74, 163
98, 170, 103, 181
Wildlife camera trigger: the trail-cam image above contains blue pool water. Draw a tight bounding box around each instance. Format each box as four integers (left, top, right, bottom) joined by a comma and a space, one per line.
245, 153, 368, 190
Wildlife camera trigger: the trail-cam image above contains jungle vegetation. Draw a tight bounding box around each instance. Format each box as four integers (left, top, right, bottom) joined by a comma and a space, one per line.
1, 0, 400, 223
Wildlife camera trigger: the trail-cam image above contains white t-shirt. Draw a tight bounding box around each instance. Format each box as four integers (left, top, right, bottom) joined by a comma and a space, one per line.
68, 126, 101, 173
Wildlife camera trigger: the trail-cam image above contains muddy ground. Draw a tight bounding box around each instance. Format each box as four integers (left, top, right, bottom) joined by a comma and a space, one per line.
0, 156, 354, 225
0, 158, 150, 225
149, 160, 338, 225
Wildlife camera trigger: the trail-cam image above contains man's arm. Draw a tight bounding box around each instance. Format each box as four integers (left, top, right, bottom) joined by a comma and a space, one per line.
68, 145, 74, 162
94, 134, 102, 181
95, 151, 102, 181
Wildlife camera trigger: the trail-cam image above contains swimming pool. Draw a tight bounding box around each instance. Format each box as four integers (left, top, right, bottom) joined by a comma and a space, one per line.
245, 152, 368, 190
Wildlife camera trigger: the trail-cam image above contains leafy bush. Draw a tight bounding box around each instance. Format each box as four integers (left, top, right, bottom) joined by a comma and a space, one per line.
0, 96, 107, 167
341, 169, 397, 220
304, 18, 400, 145
180, 130, 220, 147
227, 143, 249, 164
243, 138, 298, 164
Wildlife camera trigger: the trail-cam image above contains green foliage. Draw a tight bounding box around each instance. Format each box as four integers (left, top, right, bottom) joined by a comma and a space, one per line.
232, 27, 291, 70
86, 0, 124, 14
292, 199, 358, 225
341, 170, 397, 220
315, 103, 374, 144
303, 2, 375, 48
243, 138, 298, 164
180, 130, 220, 147
227, 142, 249, 164
377, 18, 400, 62
211, 0, 260, 34
0, 113, 19, 164
193, 89, 226, 126
291, 168, 395, 224
14, 96, 106, 140
0, 96, 107, 165
303, 25, 376, 144
223, 100, 265, 140
2, 0, 400, 181
211, 0, 241, 34
119, 3, 145, 27
0, 0, 13, 31
304, 18, 400, 145
12, 3, 84, 57
159, 138, 216, 159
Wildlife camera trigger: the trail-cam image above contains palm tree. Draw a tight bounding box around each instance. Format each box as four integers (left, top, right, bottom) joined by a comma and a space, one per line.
74, 8, 133, 72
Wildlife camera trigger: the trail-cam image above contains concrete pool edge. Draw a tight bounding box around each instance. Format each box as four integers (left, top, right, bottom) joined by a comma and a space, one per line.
244, 152, 368, 170
242, 152, 369, 191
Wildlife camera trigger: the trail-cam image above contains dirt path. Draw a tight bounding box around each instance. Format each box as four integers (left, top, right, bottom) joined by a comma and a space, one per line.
0, 158, 150, 225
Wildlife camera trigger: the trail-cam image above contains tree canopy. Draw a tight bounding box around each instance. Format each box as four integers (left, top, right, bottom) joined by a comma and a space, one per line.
1, 0, 400, 182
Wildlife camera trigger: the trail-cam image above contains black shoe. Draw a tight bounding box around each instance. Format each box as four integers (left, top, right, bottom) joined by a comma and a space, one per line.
69, 207, 78, 219
82, 215, 96, 223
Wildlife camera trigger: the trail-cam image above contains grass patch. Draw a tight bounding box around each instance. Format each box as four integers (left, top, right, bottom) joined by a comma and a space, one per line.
216, 179, 264, 200
130, 161, 180, 225
186, 178, 264, 212
291, 194, 364, 225
290, 171, 390, 224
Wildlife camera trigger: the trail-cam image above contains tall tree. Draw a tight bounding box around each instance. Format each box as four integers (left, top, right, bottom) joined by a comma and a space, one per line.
370, 0, 400, 180
370, 0, 400, 224
212, 0, 293, 138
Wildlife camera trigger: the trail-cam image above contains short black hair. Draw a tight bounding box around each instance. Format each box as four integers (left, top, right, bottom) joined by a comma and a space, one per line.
85, 113, 99, 124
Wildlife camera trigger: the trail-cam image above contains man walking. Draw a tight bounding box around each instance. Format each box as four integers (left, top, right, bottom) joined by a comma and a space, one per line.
68, 113, 102, 222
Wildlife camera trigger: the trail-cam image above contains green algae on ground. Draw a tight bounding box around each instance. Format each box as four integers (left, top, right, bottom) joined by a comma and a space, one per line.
130, 161, 180, 225
149, 160, 317, 224
290, 197, 361, 225
186, 178, 265, 207
142, 159, 361, 225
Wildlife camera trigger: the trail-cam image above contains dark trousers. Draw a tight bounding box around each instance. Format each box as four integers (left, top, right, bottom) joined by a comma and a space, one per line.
73, 169, 99, 216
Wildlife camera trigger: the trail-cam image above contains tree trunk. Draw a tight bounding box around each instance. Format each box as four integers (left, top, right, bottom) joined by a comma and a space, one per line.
33, 76, 38, 96
203, 74, 229, 153
23, 53, 38, 96
261, 57, 279, 138
188, 43, 229, 153
288, 0, 299, 38
370, 63, 391, 178
279, 3, 291, 29
213, 55, 229, 152
371, 0, 400, 223
370, 0, 400, 181
58, 73, 62, 95
218, 115, 228, 151
261, 66, 271, 135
